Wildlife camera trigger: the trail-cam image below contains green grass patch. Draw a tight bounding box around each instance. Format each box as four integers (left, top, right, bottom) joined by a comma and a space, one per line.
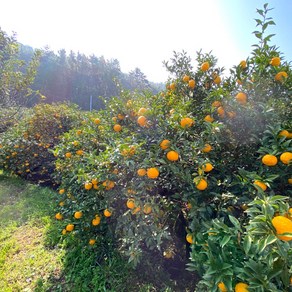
0, 174, 195, 291
0, 174, 64, 291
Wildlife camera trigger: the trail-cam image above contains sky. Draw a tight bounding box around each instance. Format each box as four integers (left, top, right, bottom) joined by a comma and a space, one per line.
1, 0, 291, 83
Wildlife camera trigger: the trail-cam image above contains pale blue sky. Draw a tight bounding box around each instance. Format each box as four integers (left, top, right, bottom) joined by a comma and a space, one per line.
1, 0, 291, 82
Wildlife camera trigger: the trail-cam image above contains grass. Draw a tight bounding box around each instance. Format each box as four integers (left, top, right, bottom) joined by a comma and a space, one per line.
0, 173, 64, 291
0, 172, 196, 291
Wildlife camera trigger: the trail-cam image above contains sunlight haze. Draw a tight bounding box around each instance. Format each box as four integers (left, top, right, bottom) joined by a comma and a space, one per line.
1, 0, 291, 82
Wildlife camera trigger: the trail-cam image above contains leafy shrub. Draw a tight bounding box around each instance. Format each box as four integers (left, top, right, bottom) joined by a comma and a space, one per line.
0, 103, 82, 185
52, 4, 292, 290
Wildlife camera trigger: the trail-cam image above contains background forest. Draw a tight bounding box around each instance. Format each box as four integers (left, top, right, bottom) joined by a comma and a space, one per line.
18, 43, 164, 109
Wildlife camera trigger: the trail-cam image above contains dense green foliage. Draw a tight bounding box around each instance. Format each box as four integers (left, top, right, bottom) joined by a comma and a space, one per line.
18, 45, 164, 110
0, 103, 83, 185
0, 28, 41, 132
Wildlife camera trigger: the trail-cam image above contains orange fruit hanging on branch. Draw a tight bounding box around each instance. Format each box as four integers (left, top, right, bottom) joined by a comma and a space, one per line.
270, 56, 280, 66
180, 117, 194, 128
147, 167, 159, 179
201, 61, 210, 71
113, 124, 122, 132
272, 216, 292, 241
137, 116, 147, 127
280, 152, 292, 165
253, 180, 267, 191
166, 150, 179, 161
160, 139, 170, 150
183, 75, 190, 82
188, 79, 196, 89
275, 71, 288, 82
262, 154, 278, 166
235, 92, 247, 105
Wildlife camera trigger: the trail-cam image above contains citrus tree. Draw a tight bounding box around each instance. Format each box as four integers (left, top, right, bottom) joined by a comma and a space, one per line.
50, 4, 292, 290
0, 103, 82, 185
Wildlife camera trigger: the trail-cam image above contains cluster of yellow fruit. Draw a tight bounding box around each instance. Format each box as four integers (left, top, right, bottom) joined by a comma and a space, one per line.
262, 152, 292, 166
218, 281, 249, 292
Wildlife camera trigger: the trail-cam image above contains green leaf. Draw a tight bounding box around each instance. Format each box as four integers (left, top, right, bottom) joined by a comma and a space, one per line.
220, 235, 231, 248
228, 215, 241, 230
265, 234, 277, 246
243, 235, 252, 254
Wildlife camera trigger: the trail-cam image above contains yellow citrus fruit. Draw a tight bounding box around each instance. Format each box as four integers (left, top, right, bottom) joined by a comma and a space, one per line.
204, 115, 214, 123
288, 178, 292, 184
137, 168, 147, 176
194, 178, 208, 190
113, 124, 122, 132
202, 163, 213, 172
166, 150, 179, 161
212, 100, 221, 107
85, 182, 93, 190
143, 204, 152, 214
91, 178, 98, 185
126, 198, 136, 209
132, 206, 141, 215
217, 106, 225, 117
94, 118, 100, 124
76, 150, 83, 156
235, 282, 249, 292
218, 282, 228, 292
254, 180, 267, 191
66, 224, 74, 232
240, 60, 247, 69
183, 75, 190, 82
279, 130, 289, 138
262, 154, 278, 166
117, 114, 125, 120
138, 107, 147, 116
275, 71, 288, 82
92, 217, 101, 226
65, 152, 72, 158
280, 152, 292, 165
147, 167, 159, 179
74, 211, 83, 219
202, 144, 212, 153
272, 216, 292, 241
169, 83, 176, 90
235, 92, 247, 105
270, 57, 280, 66
59, 189, 65, 195
102, 180, 115, 190
186, 234, 193, 244
180, 117, 194, 128
160, 139, 170, 150
104, 209, 112, 217
213, 75, 221, 85
188, 79, 196, 89
89, 239, 96, 245
55, 213, 63, 220
137, 115, 147, 127
201, 62, 210, 71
